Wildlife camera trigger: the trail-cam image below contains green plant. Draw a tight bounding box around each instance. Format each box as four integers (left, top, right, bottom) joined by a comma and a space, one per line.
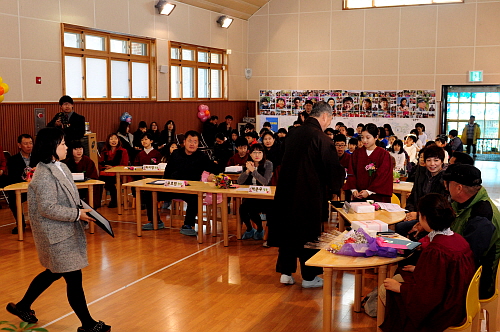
0, 321, 47, 332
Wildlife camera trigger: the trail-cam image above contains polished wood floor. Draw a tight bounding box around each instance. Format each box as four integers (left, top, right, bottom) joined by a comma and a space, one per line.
1, 160, 499, 332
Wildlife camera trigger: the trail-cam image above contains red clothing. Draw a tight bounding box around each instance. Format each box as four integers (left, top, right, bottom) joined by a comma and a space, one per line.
63, 155, 99, 179
381, 233, 475, 332
338, 152, 351, 170
99, 147, 129, 176
344, 146, 393, 202
134, 149, 162, 166
227, 152, 249, 166
0, 144, 6, 174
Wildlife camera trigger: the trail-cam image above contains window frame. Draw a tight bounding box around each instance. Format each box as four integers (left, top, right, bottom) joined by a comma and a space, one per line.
343, 0, 463, 10
169, 41, 227, 101
61, 23, 157, 101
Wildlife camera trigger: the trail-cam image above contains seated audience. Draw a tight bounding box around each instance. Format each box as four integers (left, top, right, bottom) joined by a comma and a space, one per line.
276, 128, 287, 143
388, 139, 405, 172
116, 121, 134, 162
227, 137, 249, 166
148, 121, 161, 149
444, 164, 500, 299
98, 133, 129, 208
381, 194, 475, 332
244, 131, 258, 146
403, 134, 418, 165
228, 129, 239, 155
217, 115, 233, 138
160, 141, 179, 163
448, 129, 464, 153
202, 116, 218, 148
262, 131, 282, 171
159, 120, 177, 152
132, 121, 148, 152
333, 134, 350, 171
348, 137, 358, 154
238, 144, 273, 240
449, 151, 474, 165
213, 132, 231, 166
134, 132, 162, 166
410, 129, 424, 149
353, 123, 364, 138
324, 128, 335, 140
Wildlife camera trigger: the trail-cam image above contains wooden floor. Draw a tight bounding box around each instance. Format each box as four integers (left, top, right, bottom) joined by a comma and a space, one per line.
1, 160, 499, 332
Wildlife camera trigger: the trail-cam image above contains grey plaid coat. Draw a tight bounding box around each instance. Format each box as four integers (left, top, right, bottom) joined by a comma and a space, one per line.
28, 161, 88, 273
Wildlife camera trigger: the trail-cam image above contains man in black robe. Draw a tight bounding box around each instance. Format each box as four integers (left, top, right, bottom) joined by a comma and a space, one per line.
268, 101, 345, 288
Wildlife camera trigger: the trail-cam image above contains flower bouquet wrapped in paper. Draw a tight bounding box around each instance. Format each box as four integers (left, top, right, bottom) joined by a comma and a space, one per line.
214, 173, 232, 189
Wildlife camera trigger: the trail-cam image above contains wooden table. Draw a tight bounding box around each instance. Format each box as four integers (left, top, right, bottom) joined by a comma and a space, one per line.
306, 249, 404, 332
335, 207, 406, 232
4, 179, 105, 241
123, 179, 275, 246
104, 166, 164, 215
392, 181, 413, 207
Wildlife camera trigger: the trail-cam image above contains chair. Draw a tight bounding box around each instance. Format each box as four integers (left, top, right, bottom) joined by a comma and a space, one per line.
391, 194, 400, 206
444, 266, 482, 332
479, 263, 500, 332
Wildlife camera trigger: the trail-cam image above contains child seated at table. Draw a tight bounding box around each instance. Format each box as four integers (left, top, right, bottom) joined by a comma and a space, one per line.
237, 143, 273, 240
227, 137, 249, 166
133, 132, 162, 166
380, 193, 475, 332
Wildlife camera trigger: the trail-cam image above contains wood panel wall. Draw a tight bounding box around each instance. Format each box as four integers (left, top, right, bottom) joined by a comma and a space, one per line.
0, 100, 256, 154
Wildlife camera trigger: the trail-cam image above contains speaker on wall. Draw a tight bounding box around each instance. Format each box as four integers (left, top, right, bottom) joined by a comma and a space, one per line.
159, 65, 168, 74
245, 68, 252, 79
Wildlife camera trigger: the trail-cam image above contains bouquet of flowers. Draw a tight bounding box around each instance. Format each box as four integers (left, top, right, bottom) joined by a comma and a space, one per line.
214, 173, 232, 189
365, 162, 376, 176
393, 170, 401, 183
22, 166, 35, 182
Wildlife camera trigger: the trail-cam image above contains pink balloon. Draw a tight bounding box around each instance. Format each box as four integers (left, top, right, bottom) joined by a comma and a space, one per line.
126, 117, 132, 123
197, 111, 205, 120
198, 104, 209, 112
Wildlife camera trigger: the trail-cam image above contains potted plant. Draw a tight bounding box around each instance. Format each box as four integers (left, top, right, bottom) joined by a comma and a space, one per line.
0, 321, 48, 332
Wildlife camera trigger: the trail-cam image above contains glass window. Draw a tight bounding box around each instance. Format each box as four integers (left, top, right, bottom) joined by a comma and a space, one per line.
486, 104, 500, 120
64, 32, 81, 48
85, 35, 105, 51
210, 69, 222, 98
111, 60, 129, 98
447, 103, 458, 120
484, 121, 499, 138
171, 48, 180, 60
198, 51, 208, 63
198, 68, 209, 98
459, 92, 471, 102
447, 122, 459, 134
110, 39, 128, 54
447, 92, 459, 102
182, 67, 194, 98
182, 49, 194, 61
64, 56, 83, 98
210, 53, 222, 64
458, 103, 471, 120
170, 66, 180, 99
471, 104, 485, 120
131, 42, 147, 56
132, 62, 149, 98
345, 0, 372, 8
471, 92, 485, 102
85, 58, 107, 98
486, 92, 500, 103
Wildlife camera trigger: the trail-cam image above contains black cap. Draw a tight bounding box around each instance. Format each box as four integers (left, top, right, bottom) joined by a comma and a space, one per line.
417, 98, 426, 104
59, 95, 74, 105
443, 164, 482, 186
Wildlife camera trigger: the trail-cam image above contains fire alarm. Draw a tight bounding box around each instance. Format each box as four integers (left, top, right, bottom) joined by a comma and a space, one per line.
36, 77, 42, 84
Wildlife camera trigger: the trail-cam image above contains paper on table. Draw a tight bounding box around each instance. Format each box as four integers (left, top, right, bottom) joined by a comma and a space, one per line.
377, 202, 408, 212
147, 180, 166, 185
235, 188, 250, 191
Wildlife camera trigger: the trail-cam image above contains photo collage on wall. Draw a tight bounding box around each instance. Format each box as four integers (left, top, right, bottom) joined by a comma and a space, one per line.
259, 90, 436, 118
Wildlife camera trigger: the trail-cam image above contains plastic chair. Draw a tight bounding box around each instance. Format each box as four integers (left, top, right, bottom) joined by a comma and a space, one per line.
479, 263, 500, 332
444, 266, 482, 332
391, 194, 400, 206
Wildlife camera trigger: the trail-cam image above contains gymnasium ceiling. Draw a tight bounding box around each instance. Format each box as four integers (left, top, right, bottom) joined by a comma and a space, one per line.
175, 0, 269, 20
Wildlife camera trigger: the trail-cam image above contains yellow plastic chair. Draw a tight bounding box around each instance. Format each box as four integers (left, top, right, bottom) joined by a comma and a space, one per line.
444, 266, 482, 332
391, 194, 400, 206
480, 264, 500, 332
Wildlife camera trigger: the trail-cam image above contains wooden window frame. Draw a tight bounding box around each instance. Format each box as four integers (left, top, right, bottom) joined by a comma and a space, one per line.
169, 41, 227, 101
343, 0, 463, 9
61, 23, 157, 101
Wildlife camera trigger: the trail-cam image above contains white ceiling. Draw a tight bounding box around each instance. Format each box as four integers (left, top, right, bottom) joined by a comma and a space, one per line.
175, 0, 269, 20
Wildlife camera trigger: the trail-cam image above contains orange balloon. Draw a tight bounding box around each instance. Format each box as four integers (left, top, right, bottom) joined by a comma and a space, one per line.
0, 83, 9, 94
0, 95, 4, 103
0, 87, 3, 96
204, 110, 210, 116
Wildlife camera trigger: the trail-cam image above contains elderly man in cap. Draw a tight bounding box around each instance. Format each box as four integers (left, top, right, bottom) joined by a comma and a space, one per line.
444, 164, 500, 299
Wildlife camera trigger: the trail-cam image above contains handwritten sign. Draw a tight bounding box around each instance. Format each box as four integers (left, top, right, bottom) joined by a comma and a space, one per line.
248, 186, 271, 194
164, 180, 185, 188
142, 165, 160, 171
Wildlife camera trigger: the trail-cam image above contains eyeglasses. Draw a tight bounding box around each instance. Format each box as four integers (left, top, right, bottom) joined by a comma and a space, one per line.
251, 151, 263, 155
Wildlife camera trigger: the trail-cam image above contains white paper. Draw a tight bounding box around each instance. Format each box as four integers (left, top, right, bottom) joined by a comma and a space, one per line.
235, 188, 250, 191
377, 202, 408, 212
72, 173, 84, 181
225, 166, 243, 173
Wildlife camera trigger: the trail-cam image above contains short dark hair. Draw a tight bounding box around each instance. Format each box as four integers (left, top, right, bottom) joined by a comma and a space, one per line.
18, 134, 33, 144
451, 151, 474, 165
357, 123, 364, 128
59, 95, 73, 105
336, 122, 344, 126
324, 128, 335, 135
244, 123, 255, 130
406, 135, 417, 143
138, 121, 147, 129
304, 100, 313, 106
215, 132, 226, 141
141, 132, 154, 141
69, 140, 83, 150
435, 134, 448, 144
449, 129, 458, 137
277, 128, 287, 135
225, 115, 233, 120
417, 193, 455, 231
415, 122, 425, 131
362, 123, 379, 139
245, 131, 258, 139
348, 138, 358, 146
235, 137, 248, 148
34, 127, 65, 164
342, 97, 353, 103
263, 122, 272, 127
185, 130, 201, 141
347, 128, 355, 136
333, 134, 347, 144
210, 115, 219, 121
423, 145, 445, 162
390, 139, 404, 154
248, 143, 267, 164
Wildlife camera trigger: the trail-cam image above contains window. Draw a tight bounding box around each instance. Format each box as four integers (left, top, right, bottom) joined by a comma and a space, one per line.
62, 24, 156, 100
344, 0, 462, 9
169, 42, 227, 100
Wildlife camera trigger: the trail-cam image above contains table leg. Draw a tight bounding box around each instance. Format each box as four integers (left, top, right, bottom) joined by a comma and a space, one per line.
197, 194, 203, 244
376, 264, 388, 328
236, 198, 242, 239
354, 269, 363, 312
116, 173, 122, 215
16, 190, 23, 241
136, 189, 142, 237
88, 185, 95, 234
212, 193, 217, 237
401, 193, 407, 208
222, 193, 229, 247
152, 191, 158, 230
338, 214, 346, 232
323, 268, 333, 332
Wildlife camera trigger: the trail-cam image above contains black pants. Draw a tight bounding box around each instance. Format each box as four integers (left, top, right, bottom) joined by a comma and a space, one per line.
394, 219, 418, 237
144, 191, 198, 226
7, 191, 27, 225
239, 198, 268, 232
17, 269, 96, 329
466, 138, 477, 155
276, 243, 323, 281
99, 175, 117, 202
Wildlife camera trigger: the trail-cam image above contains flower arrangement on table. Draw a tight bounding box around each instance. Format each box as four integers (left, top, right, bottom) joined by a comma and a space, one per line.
325, 228, 397, 258
365, 162, 377, 176
393, 170, 401, 183
22, 166, 36, 182
214, 173, 232, 189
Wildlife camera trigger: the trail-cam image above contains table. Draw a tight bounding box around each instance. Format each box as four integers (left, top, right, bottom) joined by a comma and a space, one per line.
306, 249, 404, 332
335, 207, 406, 232
392, 181, 413, 207
123, 179, 275, 246
104, 166, 164, 215
4, 179, 105, 241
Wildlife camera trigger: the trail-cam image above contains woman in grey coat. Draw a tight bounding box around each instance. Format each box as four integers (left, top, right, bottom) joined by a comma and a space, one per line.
6, 128, 111, 332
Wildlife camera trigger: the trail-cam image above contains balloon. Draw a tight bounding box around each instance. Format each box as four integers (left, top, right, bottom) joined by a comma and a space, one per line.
0, 83, 9, 94
0, 87, 3, 96
0, 95, 3, 103
198, 104, 209, 112
197, 111, 205, 120
202, 115, 210, 122
204, 110, 210, 116
0, 76, 2, 84
126, 117, 132, 123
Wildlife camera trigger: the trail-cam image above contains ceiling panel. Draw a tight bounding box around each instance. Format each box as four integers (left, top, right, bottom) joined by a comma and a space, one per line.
175, 0, 269, 20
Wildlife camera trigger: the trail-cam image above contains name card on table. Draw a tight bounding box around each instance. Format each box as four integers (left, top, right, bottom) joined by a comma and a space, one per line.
164, 180, 185, 188
248, 186, 271, 194
142, 165, 160, 171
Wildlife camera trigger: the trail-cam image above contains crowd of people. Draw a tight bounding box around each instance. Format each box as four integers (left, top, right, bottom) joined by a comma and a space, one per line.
3, 96, 499, 332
